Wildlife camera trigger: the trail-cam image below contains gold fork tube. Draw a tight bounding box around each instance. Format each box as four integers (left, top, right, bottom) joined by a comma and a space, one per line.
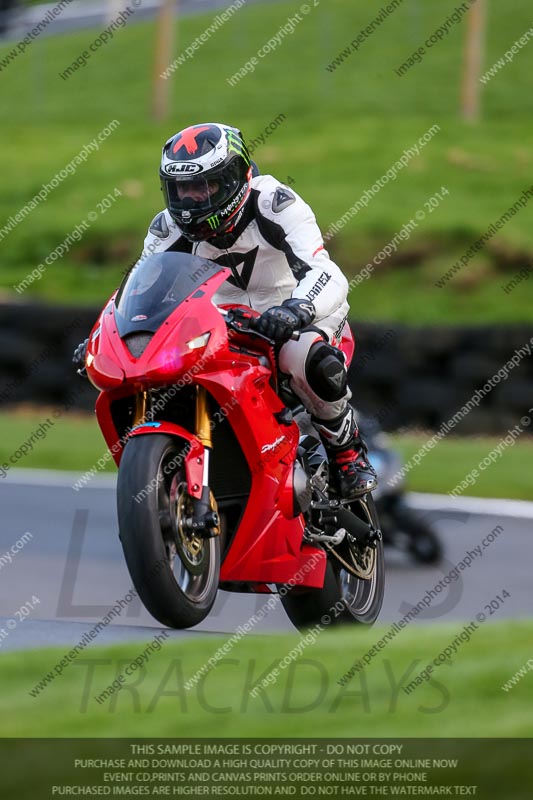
195, 386, 213, 448
133, 391, 148, 427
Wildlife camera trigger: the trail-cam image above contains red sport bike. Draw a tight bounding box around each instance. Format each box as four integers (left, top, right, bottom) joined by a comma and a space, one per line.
85, 252, 384, 630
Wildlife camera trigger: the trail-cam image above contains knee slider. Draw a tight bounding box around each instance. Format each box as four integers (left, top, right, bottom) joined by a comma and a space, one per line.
305, 342, 347, 402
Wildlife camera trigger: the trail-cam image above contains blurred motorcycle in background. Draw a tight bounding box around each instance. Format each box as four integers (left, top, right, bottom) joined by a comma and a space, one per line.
0, 0, 19, 37
358, 413, 443, 565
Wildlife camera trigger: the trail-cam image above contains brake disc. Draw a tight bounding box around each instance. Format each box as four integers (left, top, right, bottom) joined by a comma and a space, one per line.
326, 539, 376, 579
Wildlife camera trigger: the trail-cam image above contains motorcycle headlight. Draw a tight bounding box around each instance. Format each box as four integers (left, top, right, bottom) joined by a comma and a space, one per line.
186, 332, 211, 351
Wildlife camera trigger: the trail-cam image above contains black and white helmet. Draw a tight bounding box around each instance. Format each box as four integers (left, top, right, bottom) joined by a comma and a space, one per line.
160, 123, 252, 242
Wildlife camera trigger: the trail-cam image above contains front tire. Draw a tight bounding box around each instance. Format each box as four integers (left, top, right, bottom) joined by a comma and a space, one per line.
117, 434, 220, 629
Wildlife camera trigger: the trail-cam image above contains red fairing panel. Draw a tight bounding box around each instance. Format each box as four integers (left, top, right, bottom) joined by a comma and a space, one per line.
128, 422, 205, 500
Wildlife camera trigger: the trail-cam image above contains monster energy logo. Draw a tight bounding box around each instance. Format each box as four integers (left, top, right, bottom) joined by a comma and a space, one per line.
226, 130, 250, 166
207, 214, 220, 229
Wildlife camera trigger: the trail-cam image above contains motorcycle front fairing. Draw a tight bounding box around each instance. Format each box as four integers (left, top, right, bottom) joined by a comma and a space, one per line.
87, 252, 325, 589
87, 253, 231, 392
87, 254, 231, 461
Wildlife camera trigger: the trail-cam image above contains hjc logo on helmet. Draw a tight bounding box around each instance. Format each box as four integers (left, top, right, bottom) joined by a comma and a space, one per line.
164, 162, 202, 175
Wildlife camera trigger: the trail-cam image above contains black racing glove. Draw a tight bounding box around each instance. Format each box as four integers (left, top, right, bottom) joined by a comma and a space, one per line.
72, 338, 88, 377
254, 299, 315, 344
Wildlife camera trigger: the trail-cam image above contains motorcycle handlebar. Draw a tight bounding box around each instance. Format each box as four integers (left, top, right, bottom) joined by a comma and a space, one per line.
217, 307, 300, 341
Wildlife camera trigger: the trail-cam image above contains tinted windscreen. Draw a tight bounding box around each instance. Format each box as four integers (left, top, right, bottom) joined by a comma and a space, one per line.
114, 252, 224, 336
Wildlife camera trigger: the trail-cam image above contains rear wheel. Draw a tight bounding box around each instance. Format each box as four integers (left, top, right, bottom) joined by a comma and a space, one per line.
117, 434, 220, 629
280, 497, 385, 631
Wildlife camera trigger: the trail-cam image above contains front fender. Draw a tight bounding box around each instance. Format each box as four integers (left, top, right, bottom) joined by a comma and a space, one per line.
128, 422, 205, 499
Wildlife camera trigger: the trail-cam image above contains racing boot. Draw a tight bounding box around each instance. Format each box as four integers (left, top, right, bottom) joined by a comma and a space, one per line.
312, 406, 377, 499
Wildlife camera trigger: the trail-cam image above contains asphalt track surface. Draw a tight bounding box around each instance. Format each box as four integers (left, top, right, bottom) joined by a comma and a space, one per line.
4, 0, 283, 42
0, 471, 530, 653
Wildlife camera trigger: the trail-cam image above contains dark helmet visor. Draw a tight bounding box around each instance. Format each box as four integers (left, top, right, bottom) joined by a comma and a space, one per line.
161, 160, 244, 216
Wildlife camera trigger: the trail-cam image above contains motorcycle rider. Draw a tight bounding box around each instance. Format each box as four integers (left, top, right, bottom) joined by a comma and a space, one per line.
75, 123, 376, 499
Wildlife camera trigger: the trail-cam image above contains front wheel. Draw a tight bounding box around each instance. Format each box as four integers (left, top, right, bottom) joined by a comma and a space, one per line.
117, 434, 220, 629
280, 497, 385, 631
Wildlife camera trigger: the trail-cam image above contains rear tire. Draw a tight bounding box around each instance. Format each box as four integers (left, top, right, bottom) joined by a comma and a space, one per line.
117, 434, 220, 629
280, 499, 385, 631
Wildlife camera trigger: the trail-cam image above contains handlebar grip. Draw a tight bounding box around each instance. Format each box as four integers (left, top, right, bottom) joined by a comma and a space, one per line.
248, 316, 301, 342
249, 317, 300, 342
223, 308, 301, 342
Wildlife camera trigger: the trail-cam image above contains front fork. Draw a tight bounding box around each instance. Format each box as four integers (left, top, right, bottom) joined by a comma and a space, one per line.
132, 387, 219, 537
192, 387, 219, 538
133, 391, 148, 427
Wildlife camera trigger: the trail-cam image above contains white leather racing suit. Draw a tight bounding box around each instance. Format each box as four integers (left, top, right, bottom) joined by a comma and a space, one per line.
141, 175, 351, 421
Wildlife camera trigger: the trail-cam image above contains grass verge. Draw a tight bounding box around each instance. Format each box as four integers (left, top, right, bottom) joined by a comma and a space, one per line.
1, 410, 532, 499
1, 620, 532, 737
1, 1, 533, 320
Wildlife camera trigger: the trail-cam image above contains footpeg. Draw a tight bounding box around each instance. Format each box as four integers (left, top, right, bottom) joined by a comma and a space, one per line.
305, 527, 347, 546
